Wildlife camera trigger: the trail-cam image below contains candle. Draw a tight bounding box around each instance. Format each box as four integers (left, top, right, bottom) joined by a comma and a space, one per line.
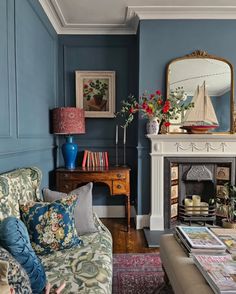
192, 195, 201, 215
123, 126, 126, 144
115, 125, 118, 144
184, 198, 193, 215
192, 195, 201, 205
200, 202, 209, 215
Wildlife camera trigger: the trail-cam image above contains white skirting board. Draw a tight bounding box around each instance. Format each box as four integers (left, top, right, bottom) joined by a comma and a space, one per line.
93, 205, 149, 230
135, 214, 150, 230
93, 205, 135, 218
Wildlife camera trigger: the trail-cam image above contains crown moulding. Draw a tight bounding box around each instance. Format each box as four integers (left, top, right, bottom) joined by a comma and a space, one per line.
38, 1, 236, 35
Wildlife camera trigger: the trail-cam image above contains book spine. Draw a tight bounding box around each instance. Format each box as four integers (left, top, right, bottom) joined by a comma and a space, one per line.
94, 152, 98, 167
99, 152, 102, 166
105, 152, 109, 167
102, 152, 105, 167
82, 150, 88, 167
87, 152, 90, 168
91, 152, 95, 167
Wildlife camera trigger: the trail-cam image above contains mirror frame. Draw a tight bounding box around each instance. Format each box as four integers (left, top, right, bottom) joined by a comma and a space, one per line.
166, 50, 234, 134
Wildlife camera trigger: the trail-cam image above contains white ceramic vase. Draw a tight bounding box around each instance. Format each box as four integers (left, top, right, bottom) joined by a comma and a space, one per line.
146, 117, 160, 135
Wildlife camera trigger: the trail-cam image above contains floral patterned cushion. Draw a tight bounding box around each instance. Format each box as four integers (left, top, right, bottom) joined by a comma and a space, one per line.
40, 213, 113, 294
0, 246, 32, 294
20, 195, 83, 255
0, 167, 42, 220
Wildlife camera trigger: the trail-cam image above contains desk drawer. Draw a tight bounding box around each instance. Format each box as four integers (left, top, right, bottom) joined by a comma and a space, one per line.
57, 171, 126, 181
112, 180, 127, 195
56, 181, 77, 193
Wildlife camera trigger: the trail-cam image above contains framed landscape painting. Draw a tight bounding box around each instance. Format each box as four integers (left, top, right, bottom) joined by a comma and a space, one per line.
75, 71, 115, 118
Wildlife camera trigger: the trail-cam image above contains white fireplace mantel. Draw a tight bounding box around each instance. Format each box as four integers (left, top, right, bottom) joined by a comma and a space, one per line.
147, 134, 236, 231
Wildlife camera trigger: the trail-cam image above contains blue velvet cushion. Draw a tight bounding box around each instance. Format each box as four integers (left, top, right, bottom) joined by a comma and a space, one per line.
0, 217, 46, 294
20, 194, 82, 255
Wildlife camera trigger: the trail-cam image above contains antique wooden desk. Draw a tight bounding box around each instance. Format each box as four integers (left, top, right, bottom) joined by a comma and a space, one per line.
54, 166, 131, 231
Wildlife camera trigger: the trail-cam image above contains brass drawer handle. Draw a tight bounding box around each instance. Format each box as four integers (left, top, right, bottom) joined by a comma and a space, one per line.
64, 184, 69, 189
117, 184, 122, 189
117, 174, 122, 178
63, 173, 69, 178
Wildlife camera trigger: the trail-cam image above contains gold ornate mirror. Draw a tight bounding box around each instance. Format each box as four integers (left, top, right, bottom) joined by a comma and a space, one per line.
166, 50, 234, 134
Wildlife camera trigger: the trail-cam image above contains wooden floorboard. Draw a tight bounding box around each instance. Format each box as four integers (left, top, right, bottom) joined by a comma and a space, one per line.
101, 218, 160, 254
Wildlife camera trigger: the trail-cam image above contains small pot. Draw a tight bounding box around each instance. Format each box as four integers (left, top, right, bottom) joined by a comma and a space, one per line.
93, 94, 103, 105
222, 219, 236, 229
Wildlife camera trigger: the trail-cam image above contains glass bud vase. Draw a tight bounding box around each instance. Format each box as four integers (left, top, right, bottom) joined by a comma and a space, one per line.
146, 117, 160, 135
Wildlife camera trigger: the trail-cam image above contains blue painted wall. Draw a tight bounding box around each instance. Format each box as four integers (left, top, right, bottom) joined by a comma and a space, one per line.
58, 35, 138, 205
138, 20, 236, 215
0, 0, 58, 188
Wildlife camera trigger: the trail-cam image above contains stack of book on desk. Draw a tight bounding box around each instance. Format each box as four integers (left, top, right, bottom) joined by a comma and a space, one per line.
174, 226, 227, 256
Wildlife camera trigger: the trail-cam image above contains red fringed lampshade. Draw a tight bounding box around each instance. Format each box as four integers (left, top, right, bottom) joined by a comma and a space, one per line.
52, 107, 85, 134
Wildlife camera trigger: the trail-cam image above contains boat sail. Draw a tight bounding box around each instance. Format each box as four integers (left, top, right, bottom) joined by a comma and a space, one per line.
182, 81, 219, 133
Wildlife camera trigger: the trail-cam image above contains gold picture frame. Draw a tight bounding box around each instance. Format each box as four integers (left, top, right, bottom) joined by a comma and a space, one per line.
75, 71, 115, 118
166, 50, 234, 134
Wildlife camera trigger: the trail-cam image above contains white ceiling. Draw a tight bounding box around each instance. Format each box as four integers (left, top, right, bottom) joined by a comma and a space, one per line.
39, 0, 236, 34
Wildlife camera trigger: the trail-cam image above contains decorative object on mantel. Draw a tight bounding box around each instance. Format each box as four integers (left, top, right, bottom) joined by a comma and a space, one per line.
116, 89, 193, 135
181, 81, 219, 133
146, 116, 160, 135
52, 107, 85, 170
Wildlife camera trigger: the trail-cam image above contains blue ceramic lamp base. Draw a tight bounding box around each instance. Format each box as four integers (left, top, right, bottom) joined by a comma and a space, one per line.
62, 136, 78, 170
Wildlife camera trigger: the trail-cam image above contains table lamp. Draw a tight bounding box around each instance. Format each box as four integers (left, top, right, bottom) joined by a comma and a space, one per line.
52, 107, 85, 169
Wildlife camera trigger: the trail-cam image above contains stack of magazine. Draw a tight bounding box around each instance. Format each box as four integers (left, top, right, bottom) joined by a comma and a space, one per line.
175, 226, 227, 256
192, 254, 236, 294
175, 226, 236, 293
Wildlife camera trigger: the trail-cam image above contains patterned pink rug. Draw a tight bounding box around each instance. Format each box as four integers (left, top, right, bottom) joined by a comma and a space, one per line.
112, 253, 171, 294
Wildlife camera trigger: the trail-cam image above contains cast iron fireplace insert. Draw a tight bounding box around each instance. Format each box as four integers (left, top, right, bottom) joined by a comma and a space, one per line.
164, 157, 235, 229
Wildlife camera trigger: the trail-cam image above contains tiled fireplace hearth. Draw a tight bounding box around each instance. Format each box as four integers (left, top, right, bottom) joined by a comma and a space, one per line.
147, 134, 236, 231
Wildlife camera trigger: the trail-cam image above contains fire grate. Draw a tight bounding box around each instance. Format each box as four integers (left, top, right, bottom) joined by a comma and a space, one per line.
178, 204, 216, 226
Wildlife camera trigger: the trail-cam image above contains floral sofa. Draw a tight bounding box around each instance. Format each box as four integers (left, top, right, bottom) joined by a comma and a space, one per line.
0, 167, 112, 293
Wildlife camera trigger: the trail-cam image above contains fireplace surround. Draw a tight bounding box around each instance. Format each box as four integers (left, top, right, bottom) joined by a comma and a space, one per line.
147, 134, 236, 231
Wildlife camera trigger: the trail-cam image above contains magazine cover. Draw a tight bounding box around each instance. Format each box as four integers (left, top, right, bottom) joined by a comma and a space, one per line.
176, 226, 226, 249
193, 254, 236, 293
211, 228, 236, 255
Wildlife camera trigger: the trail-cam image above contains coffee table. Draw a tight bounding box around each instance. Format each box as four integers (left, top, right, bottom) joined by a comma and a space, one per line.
160, 234, 214, 294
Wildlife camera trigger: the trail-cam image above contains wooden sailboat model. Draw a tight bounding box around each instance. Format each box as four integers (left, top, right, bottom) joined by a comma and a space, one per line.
181, 81, 219, 133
